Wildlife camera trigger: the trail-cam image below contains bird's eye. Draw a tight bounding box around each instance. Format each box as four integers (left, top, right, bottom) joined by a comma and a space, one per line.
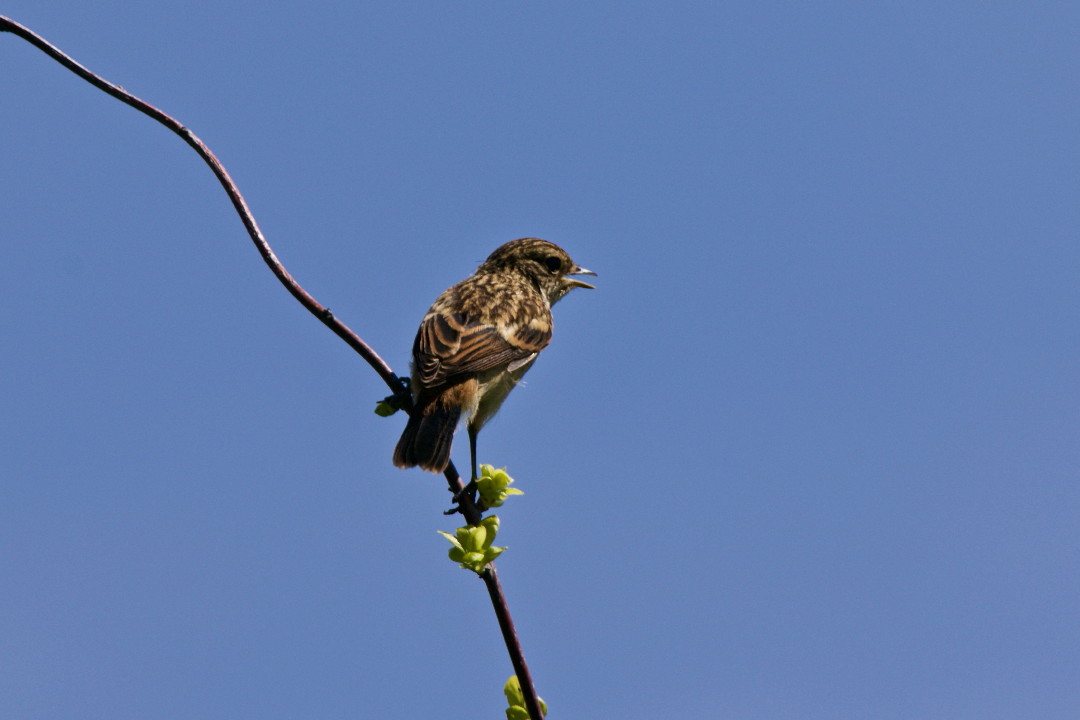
543, 256, 562, 273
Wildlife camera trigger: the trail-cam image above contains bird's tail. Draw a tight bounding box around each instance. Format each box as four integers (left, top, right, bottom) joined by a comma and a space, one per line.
392, 402, 460, 473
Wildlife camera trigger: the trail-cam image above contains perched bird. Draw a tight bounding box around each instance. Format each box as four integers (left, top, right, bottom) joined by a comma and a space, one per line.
393, 238, 595, 478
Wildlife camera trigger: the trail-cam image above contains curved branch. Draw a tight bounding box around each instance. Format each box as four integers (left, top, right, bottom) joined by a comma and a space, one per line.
2, 15, 544, 719
3, 15, 397, 390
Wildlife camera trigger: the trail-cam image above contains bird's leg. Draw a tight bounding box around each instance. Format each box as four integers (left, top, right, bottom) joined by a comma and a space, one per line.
448, 426, 480, 510
469, 427, 479, 483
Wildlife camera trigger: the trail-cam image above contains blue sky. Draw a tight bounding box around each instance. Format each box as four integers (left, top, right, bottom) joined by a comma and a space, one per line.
2, 3, 1078, 718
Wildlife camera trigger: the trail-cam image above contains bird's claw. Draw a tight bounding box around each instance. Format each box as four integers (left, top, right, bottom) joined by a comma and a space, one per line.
451, 480, 477, 505
443, 480, 487, 516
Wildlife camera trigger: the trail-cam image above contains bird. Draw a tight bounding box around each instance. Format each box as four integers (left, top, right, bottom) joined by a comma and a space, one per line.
393, 237, 595, 480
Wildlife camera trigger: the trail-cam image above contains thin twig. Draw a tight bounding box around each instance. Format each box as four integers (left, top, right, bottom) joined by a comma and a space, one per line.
485, 565, 546, 720
2, 15, 543, 719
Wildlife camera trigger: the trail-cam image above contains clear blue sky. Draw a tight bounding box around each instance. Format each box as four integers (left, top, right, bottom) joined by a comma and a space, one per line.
3, 3, 1078, 718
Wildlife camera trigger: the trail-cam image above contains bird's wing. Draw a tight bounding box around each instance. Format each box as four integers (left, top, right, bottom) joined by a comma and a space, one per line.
413, 310, 551, 388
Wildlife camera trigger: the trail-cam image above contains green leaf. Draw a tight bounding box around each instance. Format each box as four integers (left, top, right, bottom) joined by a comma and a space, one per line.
373, 399, 398, 417
478, 517, 500, 549
437, 530, 463, 551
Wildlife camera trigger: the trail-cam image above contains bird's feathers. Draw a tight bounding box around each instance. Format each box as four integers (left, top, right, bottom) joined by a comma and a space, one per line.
413, 277, 552, 388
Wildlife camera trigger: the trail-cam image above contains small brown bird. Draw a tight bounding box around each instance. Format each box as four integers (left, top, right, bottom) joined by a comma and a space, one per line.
393, 238, 595, 478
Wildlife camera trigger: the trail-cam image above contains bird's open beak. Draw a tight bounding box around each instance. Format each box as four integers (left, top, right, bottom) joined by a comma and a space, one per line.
565, 265, 597, 290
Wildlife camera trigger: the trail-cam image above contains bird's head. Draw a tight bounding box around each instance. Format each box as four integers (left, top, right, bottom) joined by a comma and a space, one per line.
479, 237, 596, 305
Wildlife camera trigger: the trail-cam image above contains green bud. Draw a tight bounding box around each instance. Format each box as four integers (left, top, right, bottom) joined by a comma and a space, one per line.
440, 521, 506, 574
373, 399, 398, 417
477, 465, 524, 507
504, 676, 525, 706
502, 675, 547, 719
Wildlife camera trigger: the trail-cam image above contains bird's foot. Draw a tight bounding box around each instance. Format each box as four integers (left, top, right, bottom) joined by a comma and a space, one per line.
451, 480, 477, 505
444, 480, 487, 516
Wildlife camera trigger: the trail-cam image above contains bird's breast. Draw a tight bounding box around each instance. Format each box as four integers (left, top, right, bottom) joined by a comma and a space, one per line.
467, 356, 538, 432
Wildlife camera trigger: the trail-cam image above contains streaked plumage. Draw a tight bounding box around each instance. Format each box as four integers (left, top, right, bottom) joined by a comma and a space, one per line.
393, 238, 595, 475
